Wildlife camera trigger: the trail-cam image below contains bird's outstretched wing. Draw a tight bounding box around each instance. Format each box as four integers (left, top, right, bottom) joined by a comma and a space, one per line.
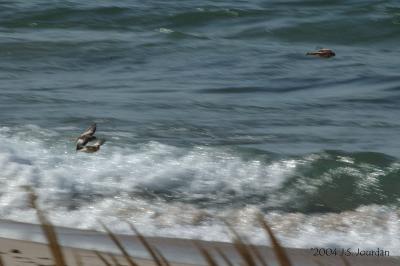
80, 123, 96, 137
76, 123, 97, 150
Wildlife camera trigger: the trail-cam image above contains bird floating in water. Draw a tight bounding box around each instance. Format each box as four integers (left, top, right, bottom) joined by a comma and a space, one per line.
306, 48, 335, 58
76, 123, 105, 152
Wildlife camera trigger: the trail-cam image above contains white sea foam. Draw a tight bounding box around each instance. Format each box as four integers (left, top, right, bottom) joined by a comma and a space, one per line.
158, 28, 174, 34
0, 125, 297, 221
0, 125, 399, 254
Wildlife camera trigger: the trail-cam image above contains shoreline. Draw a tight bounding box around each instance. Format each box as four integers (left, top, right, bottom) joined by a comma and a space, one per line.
0, 219, 398, 266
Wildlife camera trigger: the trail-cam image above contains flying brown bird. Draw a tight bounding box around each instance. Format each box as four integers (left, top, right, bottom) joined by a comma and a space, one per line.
306, 48, 335, 58
78, 139, 106, 153
76, 123, 97, 150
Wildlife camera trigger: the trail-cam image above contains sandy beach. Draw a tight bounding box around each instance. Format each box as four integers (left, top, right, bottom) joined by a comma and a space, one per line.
0, 219, 398, 266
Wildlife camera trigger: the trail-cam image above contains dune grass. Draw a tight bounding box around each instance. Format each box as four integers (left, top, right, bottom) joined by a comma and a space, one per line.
94, 251, 112, 266
99, 222, 139, 266
215, 247, 234, 266
193, 242, 219, 266
126, 221, 164, 266
258, 214, 291, 266
23, 186, 67, 266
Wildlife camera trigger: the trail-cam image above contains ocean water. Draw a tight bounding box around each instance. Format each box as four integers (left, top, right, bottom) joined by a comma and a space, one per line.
1, 0, 400, 254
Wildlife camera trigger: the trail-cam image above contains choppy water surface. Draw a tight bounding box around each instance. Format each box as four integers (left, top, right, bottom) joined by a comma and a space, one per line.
1, 0, 400, 253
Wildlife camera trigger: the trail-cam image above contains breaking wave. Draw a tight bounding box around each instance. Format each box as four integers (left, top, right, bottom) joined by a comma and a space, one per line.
0, 125, 399, 253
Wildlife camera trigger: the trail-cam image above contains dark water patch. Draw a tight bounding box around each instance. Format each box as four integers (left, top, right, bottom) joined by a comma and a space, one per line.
0, 6, 137, 30
0, 39, 133, 64
343, 94, 400, 105
170, 9, 239, 24
60, 116, 131, 127
194, 84, 305, 95
383, 85, 400, 92
197, 86, 267, 94
0, 6, 264, 31
196, 76, 371, 95
194, 102, 281, 113
133, 89, 179, 94
0, 93, 90, 105
273, 19, 400, 45
289, 102, 340, 111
